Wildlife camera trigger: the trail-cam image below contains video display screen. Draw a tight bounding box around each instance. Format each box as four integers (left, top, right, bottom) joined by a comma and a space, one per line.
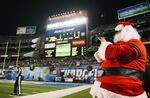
117, 1, 150, 20
44, 25, 87, 57
56, 43, 71, 57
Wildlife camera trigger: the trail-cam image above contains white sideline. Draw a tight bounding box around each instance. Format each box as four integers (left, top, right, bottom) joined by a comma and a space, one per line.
16, 85, 91, 98
0, 80, 92, 98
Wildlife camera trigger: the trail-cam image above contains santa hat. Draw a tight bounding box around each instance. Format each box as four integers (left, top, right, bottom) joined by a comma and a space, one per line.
115, 21, 134, 31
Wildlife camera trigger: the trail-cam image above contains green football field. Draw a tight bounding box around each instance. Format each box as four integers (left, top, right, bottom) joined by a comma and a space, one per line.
0, 82, 92, 98
0, 82, 65, 98
62, 88, 92, 98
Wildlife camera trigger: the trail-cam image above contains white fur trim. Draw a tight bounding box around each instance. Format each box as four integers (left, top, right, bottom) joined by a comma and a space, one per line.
94, 51, 103, 63
90, 81, 101, 97
98, 42, 112, 60
115, 24, 124, 31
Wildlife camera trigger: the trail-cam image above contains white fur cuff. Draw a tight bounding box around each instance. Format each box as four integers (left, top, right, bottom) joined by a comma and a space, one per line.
98, 41, 112, 60
94, 51, 103, 63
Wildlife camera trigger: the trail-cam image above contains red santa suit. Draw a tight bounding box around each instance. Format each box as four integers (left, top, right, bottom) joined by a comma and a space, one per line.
90, 22, 148, 98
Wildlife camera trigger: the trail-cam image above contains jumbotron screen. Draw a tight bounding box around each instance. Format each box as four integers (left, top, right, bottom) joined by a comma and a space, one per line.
117, 1, 150, 20
44, 25, 87, 57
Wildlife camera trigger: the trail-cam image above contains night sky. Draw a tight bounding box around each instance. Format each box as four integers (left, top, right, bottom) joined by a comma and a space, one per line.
0, 0, 147, 36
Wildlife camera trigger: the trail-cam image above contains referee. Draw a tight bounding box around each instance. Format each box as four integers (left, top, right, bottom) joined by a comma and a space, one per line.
12, 66, 22, 96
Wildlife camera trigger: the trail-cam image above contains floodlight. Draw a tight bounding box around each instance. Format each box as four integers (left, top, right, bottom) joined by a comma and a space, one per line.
47, 17, 87, 30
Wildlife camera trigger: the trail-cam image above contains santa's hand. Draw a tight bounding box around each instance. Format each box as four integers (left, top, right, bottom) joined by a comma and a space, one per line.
98, 37, 106, 42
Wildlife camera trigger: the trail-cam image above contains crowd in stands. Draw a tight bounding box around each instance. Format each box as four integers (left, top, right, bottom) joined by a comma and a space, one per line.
0, 46, 150, 69
0, 56, 98, 68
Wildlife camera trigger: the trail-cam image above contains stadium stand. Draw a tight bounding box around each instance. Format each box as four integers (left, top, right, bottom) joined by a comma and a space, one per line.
0, 7, 150, 86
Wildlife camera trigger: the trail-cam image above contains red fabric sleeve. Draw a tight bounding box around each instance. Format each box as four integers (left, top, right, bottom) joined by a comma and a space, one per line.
105, 42, 137, 63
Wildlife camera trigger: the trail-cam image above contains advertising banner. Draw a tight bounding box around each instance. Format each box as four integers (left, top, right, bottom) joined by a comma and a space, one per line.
1, 65, 98, 82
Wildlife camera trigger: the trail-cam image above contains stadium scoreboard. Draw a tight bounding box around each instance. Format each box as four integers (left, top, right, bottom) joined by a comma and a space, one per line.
44, 11, 88, 57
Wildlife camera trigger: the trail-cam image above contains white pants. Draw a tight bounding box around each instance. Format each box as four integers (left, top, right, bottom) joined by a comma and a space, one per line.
90, 81, 148, 98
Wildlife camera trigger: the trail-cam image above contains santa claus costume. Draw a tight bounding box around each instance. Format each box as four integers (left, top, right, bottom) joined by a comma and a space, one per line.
90, 22, 148, 98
